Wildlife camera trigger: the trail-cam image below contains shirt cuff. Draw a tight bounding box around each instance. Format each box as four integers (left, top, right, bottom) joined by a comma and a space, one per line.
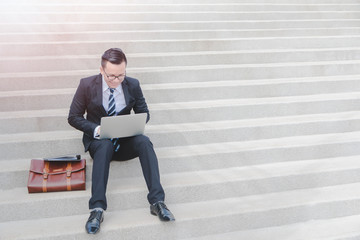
94, 126, 101, 139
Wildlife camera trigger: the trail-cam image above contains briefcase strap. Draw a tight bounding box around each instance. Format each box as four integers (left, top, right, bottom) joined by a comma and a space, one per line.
42, 162, 73, 192
43, 161, 50, 192
66, 162, 72, 191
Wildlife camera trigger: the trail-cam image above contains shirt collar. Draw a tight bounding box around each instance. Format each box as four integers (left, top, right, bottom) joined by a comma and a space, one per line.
102, 75, 122, 93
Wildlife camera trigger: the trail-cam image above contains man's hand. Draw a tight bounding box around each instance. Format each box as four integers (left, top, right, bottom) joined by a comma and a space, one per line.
94, 126, 101, 139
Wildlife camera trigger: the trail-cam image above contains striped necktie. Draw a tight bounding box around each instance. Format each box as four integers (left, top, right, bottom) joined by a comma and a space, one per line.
108, 88, 116, 116
108, 88, 120, 152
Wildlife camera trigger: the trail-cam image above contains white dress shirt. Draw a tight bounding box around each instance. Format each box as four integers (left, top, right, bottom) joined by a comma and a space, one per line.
101, 76, 126, 113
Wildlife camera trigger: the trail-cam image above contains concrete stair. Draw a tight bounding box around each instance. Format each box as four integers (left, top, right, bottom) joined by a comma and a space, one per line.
1, 0, 360, 239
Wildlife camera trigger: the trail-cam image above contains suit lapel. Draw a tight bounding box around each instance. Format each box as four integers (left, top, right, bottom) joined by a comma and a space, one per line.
94, 74, 107, 116
121, 78, 135, 107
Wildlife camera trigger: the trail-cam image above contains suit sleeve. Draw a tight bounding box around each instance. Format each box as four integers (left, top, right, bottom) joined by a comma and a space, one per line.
133, 80, 150, 123
68, 78, 98, 137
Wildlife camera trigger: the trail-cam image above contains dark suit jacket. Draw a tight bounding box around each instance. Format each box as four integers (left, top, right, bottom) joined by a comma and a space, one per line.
68, 74, 150, 152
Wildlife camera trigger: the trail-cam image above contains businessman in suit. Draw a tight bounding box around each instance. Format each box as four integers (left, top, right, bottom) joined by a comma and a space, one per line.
68, 48, 175, 234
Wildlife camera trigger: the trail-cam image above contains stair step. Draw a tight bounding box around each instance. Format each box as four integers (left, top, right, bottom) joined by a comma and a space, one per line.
2, 91, 360, 126
2, 116, 360, 159
2, 28, 360, 43
3, 3, 360, 13
2, 91, 360, 135
12, 110, 360, 134
2, 182, 360, 239
2, 20, 360, 33
2, 35, 360, 56
2, 75, 360, 111
2, 47, 360, 73
2, 110, 360, 148
2, 60, 360, 91
184, 214, 360, 240
1, 11, 359, 24
3, 0, 360, 4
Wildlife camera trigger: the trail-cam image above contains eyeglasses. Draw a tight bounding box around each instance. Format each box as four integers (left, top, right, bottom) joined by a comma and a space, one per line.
103, 70, 126, 81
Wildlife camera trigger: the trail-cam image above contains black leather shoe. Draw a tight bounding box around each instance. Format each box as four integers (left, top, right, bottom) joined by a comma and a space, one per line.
85, 210, 104, 234
150, 201, 175, 221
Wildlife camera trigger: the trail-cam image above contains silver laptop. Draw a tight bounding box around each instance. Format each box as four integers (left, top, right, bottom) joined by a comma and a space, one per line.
100, 113, 147, 139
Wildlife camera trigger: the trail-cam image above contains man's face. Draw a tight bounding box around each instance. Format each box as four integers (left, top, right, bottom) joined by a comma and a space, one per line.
100, 61, 126, 89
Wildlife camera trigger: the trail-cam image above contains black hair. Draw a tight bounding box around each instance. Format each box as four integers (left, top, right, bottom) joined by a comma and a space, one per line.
101, 48, 127, 68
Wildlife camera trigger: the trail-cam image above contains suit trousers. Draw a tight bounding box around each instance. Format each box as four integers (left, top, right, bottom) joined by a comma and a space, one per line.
88, 134, 165, 210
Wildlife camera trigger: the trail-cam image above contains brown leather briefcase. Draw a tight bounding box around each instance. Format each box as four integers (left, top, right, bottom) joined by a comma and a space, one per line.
27, 159, 86, 193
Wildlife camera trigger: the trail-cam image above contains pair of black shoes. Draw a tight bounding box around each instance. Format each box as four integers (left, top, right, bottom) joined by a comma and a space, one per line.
85, 201, 175, 234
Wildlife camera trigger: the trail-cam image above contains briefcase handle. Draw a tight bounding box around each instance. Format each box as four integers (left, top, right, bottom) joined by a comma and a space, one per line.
43, 155, 81, 161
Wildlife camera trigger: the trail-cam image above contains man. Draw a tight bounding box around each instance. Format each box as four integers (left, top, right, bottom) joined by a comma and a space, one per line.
68, 48, 175, 234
